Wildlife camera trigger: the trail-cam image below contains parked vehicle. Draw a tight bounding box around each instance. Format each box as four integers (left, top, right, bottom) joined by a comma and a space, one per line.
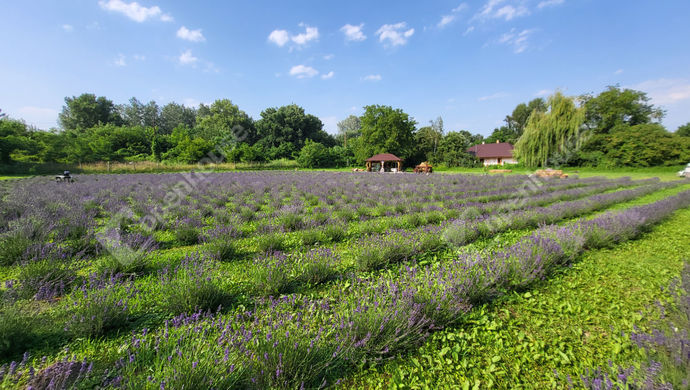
55, 170, 75, 183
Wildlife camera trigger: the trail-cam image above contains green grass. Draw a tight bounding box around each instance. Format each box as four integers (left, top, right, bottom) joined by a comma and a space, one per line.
434, 165, 687, 182
345, 206, 690, 389
0, 175, 28, 180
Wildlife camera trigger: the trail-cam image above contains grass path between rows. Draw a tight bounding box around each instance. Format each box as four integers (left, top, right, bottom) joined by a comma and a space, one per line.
345, 206, 690, 389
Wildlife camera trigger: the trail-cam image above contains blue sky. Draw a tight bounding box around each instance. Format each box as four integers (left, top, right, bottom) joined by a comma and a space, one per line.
2, 0, 690, 135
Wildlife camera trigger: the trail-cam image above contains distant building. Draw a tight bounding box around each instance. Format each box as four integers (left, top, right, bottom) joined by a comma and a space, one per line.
467, 141, 517, 166
365, 153, 403, 172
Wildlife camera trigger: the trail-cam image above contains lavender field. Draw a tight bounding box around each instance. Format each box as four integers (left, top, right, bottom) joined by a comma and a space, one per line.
1, 171, 690, 389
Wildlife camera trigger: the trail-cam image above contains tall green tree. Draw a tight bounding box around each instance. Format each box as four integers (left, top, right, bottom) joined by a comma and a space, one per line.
604, 124, 687, 167
58, 93, 122, 131
582, 85, 664, 134
119, 98, 160, 128
505, 98, 546, 136
255, 104, 333, 159
336, 115, 361, 147
196, 99, 256, 144
515, 91, 586, 168
355, 105, 416, 162
437, 131, 478, 167
159, 102, 197, 134
413, 118, 444, 163
676, 122, 690, 137
0, 119, 38, 163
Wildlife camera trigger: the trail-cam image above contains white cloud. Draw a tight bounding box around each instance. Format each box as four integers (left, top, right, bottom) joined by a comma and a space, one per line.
323, 54, 335, 60
376, 23, 415, 47
289, 65, 319, 78
629, 79, 690, 105
474, 0, 529, 21
362, 74, 382, 81
114, 53, 127, 67
614, 69, 624, 75
177, 26, 205, 42
452, 3, 469, 13
498, 28, 535, 53
341, 23, 366, 42
464, 26, 475, 35
178, 50, 198, 65
98, 0, 172, 22
268, 30, 290, 46
535, 89, 552, 97
438, 15, 456, 28
133, 54, 146, 61
268, 24, 319, 48
478, 92, 509, 101
291, 24, 319, 45
537, 0, 565, 9
321, 71, 334, 80
62, 24, 74, 32
438, 3, 468, 28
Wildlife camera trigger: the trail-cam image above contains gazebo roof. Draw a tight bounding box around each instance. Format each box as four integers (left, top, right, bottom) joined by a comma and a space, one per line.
365, 153, 402, 162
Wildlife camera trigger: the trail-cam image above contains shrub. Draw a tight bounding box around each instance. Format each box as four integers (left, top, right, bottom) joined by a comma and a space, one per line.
175, 226, 200, 246
206, 240, 242, 262
115, 312, 246, 389
249, 252, 295, 296
0, 231, 32, 266
295, 248, 339, 286
0, 303, 36, 359
255, 233, 286, 253
279, 213, 303, 232
299, 229, 324, 247
96, 254, 148, 275
17, 259, 76, 300
322, 224, 346, 243
64, 273, 138, 337
157, 254, 229, 315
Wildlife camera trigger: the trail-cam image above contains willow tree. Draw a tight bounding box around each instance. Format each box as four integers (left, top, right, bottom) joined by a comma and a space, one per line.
514, 91, 585, 168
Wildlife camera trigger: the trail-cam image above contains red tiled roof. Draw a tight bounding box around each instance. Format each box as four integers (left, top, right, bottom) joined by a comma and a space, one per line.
467, 142, 514, 158
365, 153, 403, 162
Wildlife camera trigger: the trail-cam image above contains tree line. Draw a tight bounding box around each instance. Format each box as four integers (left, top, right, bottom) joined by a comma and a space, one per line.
1, 85, 689, 169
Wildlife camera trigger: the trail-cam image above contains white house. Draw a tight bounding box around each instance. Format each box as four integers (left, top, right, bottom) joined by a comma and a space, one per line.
467, 141, 517, 166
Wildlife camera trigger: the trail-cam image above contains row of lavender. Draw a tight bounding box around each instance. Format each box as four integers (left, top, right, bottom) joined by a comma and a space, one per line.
0, 172, 625, 269
3, 188, 688, 389
2, 178, 677, 321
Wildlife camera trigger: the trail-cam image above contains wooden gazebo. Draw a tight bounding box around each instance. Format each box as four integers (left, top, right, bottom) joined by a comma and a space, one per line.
365, 153, 403, 172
